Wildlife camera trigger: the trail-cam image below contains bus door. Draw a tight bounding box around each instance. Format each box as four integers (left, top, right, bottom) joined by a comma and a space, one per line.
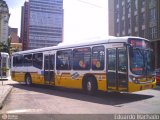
44, 54, 55, 85
107, 48, 128, 92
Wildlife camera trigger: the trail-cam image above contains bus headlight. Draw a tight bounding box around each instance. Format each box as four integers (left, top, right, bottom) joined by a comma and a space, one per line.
129, 75, 135, 81
133, 77, 136, 81
129, 75, 139, 84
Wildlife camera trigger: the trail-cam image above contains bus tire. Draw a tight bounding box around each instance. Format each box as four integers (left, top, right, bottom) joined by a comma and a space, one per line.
25, 74, 32, 86
83, 76, 97, 95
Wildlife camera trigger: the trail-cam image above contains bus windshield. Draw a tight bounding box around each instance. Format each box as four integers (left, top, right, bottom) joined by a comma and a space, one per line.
129, 39, 154, 76
130, 48, 154, 75
130, 49, 144, 75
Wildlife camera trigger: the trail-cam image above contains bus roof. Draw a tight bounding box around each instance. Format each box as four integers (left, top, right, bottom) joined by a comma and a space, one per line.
12, 36, 149, 55
0, 52, 9, 55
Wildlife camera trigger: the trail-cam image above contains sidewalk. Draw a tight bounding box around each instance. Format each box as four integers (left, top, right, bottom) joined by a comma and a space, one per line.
0, 77, 16, 109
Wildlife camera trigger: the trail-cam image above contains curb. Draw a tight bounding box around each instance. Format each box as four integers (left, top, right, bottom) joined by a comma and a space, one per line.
0, 86, 13, 109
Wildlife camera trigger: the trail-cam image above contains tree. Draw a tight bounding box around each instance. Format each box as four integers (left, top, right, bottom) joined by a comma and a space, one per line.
0, 37, 12, 54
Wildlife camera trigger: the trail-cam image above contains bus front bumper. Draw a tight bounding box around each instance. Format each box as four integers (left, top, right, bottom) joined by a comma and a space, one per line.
128, 81, 156, 92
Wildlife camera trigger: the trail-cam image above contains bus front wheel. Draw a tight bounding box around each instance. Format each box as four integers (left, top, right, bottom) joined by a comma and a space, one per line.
84, 77, 97, 95
25, 74, 32, 86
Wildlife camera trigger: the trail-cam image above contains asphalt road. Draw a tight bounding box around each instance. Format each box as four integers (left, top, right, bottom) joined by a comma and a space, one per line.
1, 83, 160, 115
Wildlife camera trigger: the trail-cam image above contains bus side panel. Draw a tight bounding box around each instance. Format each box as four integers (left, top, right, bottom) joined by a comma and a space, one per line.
12, 72, 45, 85
128, 81, 156, 92
12, 72, 25, 82
30, 73, 44, 84
55, 72, 107, 91
55, 73, 82, 89
95, 74, 107, 91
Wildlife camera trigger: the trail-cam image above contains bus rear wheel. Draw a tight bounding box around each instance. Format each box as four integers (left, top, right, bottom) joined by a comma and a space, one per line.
25, 74, 32, 86
84, 77, 97, 95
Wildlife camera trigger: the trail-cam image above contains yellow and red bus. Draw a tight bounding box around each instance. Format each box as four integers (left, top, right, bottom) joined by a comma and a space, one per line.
11, 36, 156, 94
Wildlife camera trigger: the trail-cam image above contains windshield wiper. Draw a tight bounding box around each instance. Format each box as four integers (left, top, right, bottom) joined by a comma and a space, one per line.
135, 48, 143, 57
135, 48, 146, 75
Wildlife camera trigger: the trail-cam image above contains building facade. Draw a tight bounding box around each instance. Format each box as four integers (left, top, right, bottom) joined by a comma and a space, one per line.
8, 27, 18, 35
8, 27, 20, 43
21, 0, 63, 50
0, 0, 10, 44
10, 43, 22, 53
108, 0, 160, 68
8, 27, 22, 53
21, 2, 29, 50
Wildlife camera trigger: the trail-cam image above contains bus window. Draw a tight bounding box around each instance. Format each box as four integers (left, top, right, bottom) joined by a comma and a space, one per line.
108, 49, 116, 70
24, 54, 32, 66
73, 47, 91, 70
13, 55, 23, 67
56, 49, 72, 70
92, 46, 105, 70
118, 48, 127, 72
13, 56, 17, 67
33, 53, 43, 69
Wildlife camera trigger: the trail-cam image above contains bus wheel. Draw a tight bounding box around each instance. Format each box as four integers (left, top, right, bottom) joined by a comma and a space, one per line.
25, 75, 32, 86
84, 77, 97, 95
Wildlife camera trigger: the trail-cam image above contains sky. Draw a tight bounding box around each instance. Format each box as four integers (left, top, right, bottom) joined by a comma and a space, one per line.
6, 0, 108, 43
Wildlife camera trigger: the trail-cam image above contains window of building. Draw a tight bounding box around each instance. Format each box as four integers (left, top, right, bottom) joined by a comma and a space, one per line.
92, 46, 105, 70
73, 47, 91, 70
116, 22, 120, 34
149, 0, 156, 8
56, 49, 72, 70
122, 30, 125, 36
122, 6, 125, 15
121, 20, 125, 31
128, 31, 131, 36
115, 0, 119, 6
116, 10, 120, 21
122, 0, 125, 5
134, 0, 138, 10
141, 0, 145, 7
115, 0, 119, 8
141, 12, 145, 25
33, 53, 43, 69
149, 27, 158, 39
127, 1, 131, 14
149, 8, 156, 22
153, 27, 157, 39
128, 18, 131, 28
141, 30, 145, 38
135, 32, 138, 36
134, 15, 138, 26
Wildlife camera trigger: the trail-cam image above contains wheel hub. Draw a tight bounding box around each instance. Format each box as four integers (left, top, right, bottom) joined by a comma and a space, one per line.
87, 81, 92, 91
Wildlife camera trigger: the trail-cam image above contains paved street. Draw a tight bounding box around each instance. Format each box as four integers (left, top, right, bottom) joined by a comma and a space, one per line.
0, 81, 160, 114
